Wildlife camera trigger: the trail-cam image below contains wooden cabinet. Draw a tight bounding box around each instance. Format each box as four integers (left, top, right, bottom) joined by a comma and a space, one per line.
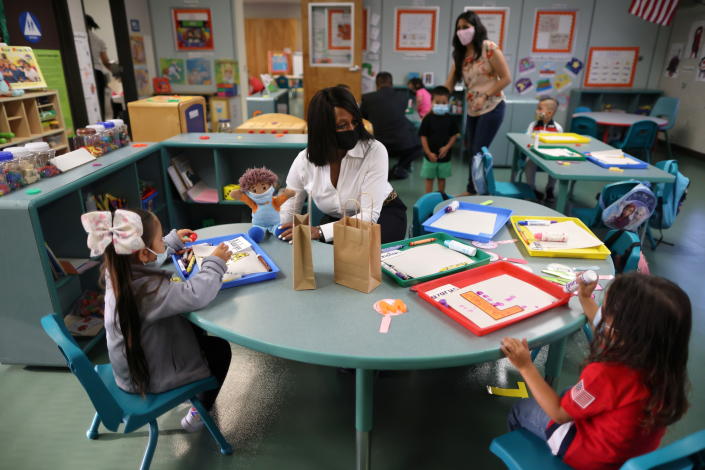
0, 91, 69, 154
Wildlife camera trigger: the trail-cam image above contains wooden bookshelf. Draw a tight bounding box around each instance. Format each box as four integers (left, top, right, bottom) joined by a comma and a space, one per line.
0, 91, 69, 155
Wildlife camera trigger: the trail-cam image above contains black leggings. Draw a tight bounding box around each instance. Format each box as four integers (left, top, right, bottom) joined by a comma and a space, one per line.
320, 196, 408, 244
465, 100, 506, 193
191, 325, 232, 411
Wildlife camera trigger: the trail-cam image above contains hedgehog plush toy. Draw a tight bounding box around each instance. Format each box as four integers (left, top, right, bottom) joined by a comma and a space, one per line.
229, 167, 295, 242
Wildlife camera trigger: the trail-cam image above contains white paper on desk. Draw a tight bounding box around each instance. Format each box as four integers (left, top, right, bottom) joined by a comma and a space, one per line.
538, 148, 578, 158
190, 242, 265, 282
526, 221, 602, 250
589, 149, 643, 166
383, 243, 472, 278
430, 210, 497, 236
590, 149, 624, 159
49, 148, 95, 172
444, 274, 558, 329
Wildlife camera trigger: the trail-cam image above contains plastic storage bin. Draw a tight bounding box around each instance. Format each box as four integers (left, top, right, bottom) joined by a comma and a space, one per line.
86, 124, 111, 155
25, 142, 59, 178
5, 147, 40, 185
76, 128, 103, 157
0, 151, 14, 195
107, 118, 129, 147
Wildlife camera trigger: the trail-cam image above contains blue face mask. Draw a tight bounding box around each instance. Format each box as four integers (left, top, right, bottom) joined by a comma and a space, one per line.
433, 104, 449, 115
145, 247, 168, 267
246, 186, 275, 204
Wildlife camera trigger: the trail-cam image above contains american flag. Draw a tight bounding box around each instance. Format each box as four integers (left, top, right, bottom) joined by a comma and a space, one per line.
629, 0, 680, 26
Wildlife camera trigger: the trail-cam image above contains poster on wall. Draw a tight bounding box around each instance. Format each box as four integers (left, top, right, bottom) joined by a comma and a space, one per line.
0, 45, 46, 89
159, 58, 185, 84
186, 57, 212, 85
215, 59, 238, 84
73, 32, 101, 123
268, 51, 291, 75
464, 7, 509, 51
328, 8, 352, 50
134, 67, 151, 97
686, 21, 705, 59
34, 49, 73, 132
664, 43, 683, 78
130, 35, 146, 65
532, 10, 576, 54
172, 8, 214, 51
584, 47, 638, 87
395, 7, 438, 52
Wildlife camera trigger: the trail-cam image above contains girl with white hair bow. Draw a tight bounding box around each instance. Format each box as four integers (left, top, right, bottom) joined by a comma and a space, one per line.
81, 208, 233, 432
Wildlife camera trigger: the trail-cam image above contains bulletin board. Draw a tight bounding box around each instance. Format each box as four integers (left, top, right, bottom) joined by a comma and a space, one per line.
584, 47, 639, 87
394, 7, 438, 52
532, 10, 576, 54
464, 7, 509, 51
172, 8, 214, 51
309, 3, 354, 67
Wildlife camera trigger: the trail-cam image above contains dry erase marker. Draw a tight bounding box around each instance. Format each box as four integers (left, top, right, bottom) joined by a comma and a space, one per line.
186, 256, 196, 274
409, 238, 436, 246
382, 262, 411, 280
257, 255, 272, 272
177, 259, 186, 273
480, 200, 494, 205
443, 240, 477, 257
382, 244, 403, 253
518, 220, 556, 226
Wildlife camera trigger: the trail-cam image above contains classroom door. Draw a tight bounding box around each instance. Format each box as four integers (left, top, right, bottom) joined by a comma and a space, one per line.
301, 0, 363, 115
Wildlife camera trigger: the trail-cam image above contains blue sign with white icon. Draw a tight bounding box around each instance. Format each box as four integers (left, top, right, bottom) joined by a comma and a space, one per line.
19, 12, 42, 43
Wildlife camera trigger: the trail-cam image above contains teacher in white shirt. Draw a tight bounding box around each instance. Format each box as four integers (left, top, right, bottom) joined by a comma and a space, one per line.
278, 86, 407, 244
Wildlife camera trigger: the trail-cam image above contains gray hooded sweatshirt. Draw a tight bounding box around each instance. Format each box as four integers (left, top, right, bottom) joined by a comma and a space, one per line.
104, 229, 227, 394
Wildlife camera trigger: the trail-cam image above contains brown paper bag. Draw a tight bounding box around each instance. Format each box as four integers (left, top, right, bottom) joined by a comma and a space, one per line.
292, 213, 316, 290
333, 215, 382, 293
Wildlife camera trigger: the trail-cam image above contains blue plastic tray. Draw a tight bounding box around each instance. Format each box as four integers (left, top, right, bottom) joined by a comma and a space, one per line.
584, 151, 648, 169
171, 232, 279, 289
421, 202, 513, 243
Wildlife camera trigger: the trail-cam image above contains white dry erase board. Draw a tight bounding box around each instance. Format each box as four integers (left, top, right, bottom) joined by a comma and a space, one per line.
382, 243, 473, 279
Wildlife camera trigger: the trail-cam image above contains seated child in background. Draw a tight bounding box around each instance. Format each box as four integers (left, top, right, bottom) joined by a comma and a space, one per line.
502, 272, 692, 470
81, 209, 234, 433
525, 96, 563, 202
408, 77, 432, 118
419, 86, 459, 193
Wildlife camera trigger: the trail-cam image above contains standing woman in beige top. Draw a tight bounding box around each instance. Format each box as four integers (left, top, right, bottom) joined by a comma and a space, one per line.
445, 11, 512, 194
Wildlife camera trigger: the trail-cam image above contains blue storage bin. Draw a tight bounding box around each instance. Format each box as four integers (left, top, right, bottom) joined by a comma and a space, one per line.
421, 202, 513, 243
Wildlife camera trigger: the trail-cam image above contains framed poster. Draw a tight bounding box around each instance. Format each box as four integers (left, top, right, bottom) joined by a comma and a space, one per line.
584, 47, 639, 87
532, 10, 576, 54
186, 57, 212, 85
268, 51, 291, 75
130, 35, 146, 64
0, 45, 47, 89
172, 8, 214, 51
159, 58, 185, 84
464, 7, 509, 51
395, 7, 438, 52
328, 8, 352, 50
215, 59, 238, 84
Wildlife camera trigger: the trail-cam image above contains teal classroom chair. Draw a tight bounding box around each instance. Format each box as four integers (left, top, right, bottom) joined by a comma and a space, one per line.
411, 191, 453, 236
490, 428, 705, 470
569, 116, 599, 138
610, 120, 658, 163
480, 147, 536, 201
40, 314, 233, 470
649, 97, 679, 159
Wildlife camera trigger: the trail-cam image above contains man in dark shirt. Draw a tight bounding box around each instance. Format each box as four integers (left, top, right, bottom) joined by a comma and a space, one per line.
419, 86, 459, 193
361, 72, 422, 179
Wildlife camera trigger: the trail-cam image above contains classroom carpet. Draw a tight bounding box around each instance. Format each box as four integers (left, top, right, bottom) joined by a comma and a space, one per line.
1, 144, 703, 470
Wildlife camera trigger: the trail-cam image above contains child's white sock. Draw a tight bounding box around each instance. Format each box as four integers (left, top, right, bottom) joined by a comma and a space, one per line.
181, 406, 205, 432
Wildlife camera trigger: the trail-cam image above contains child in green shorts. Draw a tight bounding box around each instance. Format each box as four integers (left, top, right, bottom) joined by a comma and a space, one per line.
419, 86, 459, 193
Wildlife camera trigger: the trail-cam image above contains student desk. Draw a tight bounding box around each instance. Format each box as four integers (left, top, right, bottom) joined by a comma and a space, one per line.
188, 196, 613, 470
572, 112, 668, 142
506, 133, 675, 214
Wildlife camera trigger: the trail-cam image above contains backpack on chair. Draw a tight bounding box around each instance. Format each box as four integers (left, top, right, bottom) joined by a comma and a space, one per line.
601, 183, 657, 232
649, 160, 690, 246
603, 229, 649, 274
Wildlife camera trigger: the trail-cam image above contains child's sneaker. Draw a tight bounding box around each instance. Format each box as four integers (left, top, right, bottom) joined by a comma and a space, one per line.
181, 407, 205, 432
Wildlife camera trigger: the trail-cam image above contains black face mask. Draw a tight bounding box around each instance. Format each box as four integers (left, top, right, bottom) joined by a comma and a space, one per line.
336, 129, 358, 151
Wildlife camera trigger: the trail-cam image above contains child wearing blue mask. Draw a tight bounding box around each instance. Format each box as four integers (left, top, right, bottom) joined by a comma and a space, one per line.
419, 86, 459, 193
81, 209, 234, 433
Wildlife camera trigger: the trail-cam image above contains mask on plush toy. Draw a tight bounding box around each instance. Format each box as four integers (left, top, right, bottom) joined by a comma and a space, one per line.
246, 186, 275, 204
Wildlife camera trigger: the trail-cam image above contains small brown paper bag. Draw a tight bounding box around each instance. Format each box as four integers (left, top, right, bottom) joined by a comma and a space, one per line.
292, 212, 317, 290
333, 198, 381, 293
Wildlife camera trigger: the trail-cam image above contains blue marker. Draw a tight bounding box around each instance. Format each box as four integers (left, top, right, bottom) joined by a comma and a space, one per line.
518, 220, 557, 226
382, 244, 404, 253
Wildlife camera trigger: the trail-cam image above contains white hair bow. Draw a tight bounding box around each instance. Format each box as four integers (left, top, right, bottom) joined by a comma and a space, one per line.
81, 209, 146, 257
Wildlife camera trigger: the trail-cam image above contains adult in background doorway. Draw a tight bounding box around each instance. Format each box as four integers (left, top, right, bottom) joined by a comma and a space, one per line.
361, 72, 422, 180
445, 10, 511, 195
86, 15, 115, 120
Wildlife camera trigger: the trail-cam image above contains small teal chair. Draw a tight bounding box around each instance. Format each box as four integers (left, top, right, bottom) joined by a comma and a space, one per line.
650, 97, 679, 159
569, 116, 599, 138
40, 314, 233, 470
574, 106, 592, 113
481, 147, 536, 201
491, 428, 705, 470
411, 191, 453, 236
610, 120, 658, 163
